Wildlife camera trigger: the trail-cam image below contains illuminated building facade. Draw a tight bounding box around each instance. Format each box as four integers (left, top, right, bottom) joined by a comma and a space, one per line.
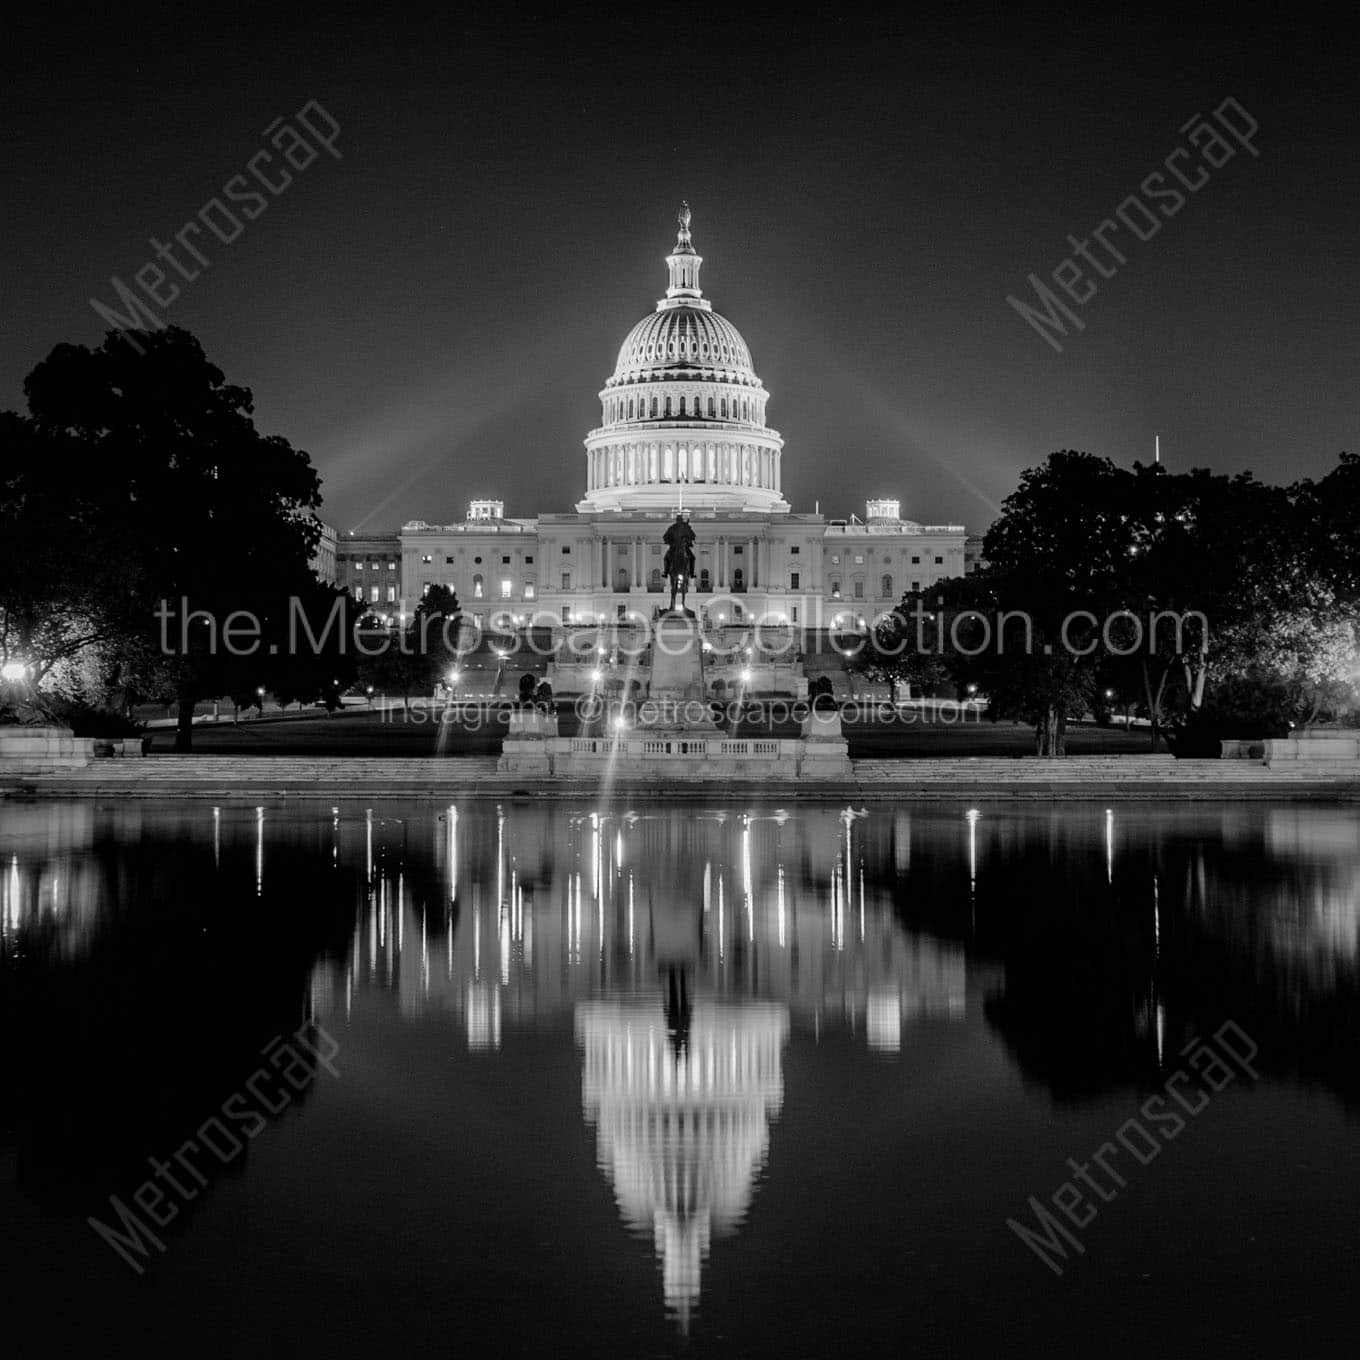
331, 209, 966, 635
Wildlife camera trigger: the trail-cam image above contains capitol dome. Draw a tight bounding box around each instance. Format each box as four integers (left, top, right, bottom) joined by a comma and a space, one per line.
580, 205, 788, 514
612, 307, 755, 385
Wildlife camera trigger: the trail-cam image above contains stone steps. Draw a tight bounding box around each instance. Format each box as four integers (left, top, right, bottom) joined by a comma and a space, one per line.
8, 753, 1358, 801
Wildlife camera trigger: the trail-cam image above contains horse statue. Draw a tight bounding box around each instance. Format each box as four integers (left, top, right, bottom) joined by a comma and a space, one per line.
662, 513, 697, 614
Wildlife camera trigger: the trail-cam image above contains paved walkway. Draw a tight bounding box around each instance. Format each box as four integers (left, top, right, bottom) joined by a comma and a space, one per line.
5, 754, 1359, 801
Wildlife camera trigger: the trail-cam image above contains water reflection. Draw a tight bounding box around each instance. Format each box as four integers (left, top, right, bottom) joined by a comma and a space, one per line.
3, 799, 1360, 1345
303, 802, 968, 1320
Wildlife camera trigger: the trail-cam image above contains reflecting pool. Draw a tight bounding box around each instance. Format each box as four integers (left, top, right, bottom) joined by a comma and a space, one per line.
2, 800, 1359, 1357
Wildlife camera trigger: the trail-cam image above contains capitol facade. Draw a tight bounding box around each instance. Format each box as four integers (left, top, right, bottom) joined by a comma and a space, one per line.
330, 208, 967, 636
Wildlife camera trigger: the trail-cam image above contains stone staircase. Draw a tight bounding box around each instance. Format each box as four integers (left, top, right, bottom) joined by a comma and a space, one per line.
6, 752, 1358, 802
851, 755, 1360, 798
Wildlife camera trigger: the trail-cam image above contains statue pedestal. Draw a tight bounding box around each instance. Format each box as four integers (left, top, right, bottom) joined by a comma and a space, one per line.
639, 615, 712, 732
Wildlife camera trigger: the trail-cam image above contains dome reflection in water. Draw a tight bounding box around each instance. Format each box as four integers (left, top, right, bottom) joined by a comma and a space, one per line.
3, 799, 1360, 1357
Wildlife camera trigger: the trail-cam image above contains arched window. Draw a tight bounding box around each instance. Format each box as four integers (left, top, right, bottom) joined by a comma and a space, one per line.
721, 397, 728, 418
733, 567, 745, 592
473, 574, 484, 599
628, 397, 634, 418
651, 396, 658, 418
830, 579, 841, 598
665, 396, 672, 417
616, 568, 630, 591
679, 395, 686, 416
881, 574, 893, 597
699, 568, 711, 592
707, 397, 715, 417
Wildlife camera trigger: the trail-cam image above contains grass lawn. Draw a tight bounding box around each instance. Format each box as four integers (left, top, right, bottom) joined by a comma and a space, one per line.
153, 704, 1157, 758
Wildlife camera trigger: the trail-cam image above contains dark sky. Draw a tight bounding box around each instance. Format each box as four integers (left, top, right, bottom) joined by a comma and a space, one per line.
4, 4, 1357, 533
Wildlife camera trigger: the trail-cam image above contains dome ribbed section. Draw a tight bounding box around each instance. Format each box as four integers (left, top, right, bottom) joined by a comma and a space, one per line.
610, 309, 755, 387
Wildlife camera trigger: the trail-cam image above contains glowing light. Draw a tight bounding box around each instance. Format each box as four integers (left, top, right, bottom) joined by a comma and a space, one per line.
591, 669, 602, 683
0, 661, 27, 681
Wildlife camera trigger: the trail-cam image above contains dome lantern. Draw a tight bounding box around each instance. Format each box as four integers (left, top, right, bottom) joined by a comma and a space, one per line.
662, 202, 705, 307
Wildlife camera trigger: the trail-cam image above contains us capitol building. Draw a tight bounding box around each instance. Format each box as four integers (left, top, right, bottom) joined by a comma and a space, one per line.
327, 207, 967, 634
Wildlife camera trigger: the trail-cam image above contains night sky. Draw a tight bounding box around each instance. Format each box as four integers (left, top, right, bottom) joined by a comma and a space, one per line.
4, 5, 1357, 534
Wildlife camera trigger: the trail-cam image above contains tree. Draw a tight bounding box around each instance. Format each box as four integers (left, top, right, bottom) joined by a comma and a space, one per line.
21, 327, 326, 749
0, 412, 143, 706
853, 590, 950, 696
356, 587, 462, 709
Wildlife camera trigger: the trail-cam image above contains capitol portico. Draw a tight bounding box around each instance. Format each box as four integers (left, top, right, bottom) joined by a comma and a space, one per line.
334, 207, 966, 637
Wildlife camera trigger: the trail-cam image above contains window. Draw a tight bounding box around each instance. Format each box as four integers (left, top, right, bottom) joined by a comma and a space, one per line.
911, 580, 921, 593
854, 554, 864, 564
524, 583, 535, 599
561, 572, 571, 589
790, 571, 800, 589
881, 574, 893, 597
934, 556, 944, 565
421, 554, 432, 564
369, 585, 379, 603
790, 545, 800, 555
853, 580, 864, 599
732, 568, 745, 591
733, 544, 743, 555
561, 606, 570, 623
445, 555, 455, 565
502, 555, 510, 565
831, 554, 841, 565
561, 545, 571, 554
525, 555, 534, 565
831, 580, 841, 598
911, 555, 920, 565
474, 556, 483, 564
791, 605, 799, 623
499, 579, 511, 599
472, 574, 484, 599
